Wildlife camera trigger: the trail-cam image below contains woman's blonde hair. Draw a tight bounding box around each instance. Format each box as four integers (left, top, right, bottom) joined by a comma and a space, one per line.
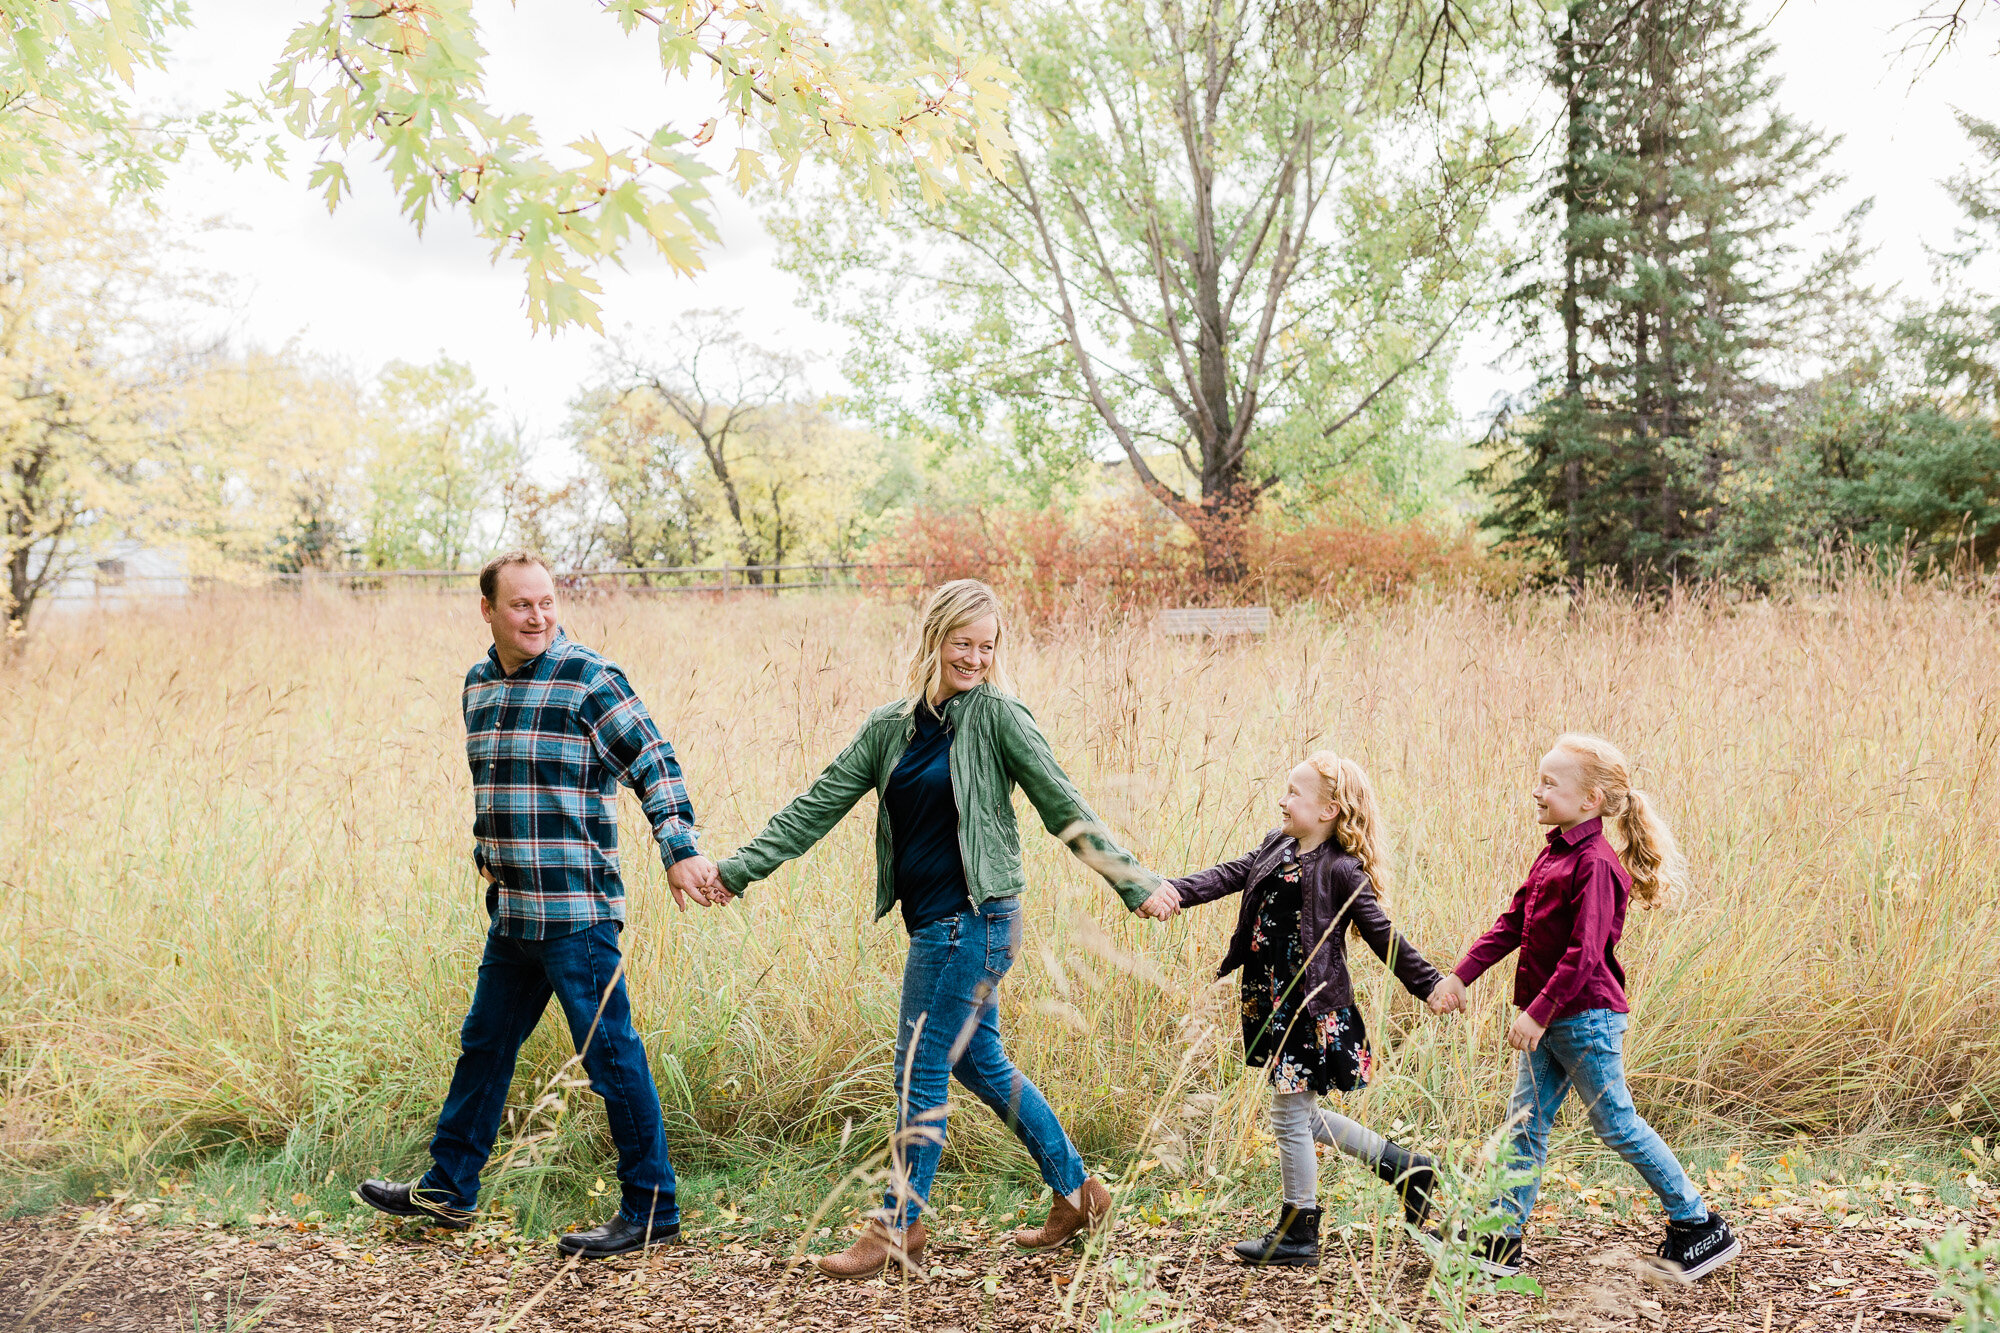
1302, 750, 1393, 900
903, 579, 1012, 709
1551, 732, 1687, 907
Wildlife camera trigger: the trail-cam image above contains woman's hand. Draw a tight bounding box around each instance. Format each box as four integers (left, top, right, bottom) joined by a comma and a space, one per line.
667, 854, 727, 910
1506, 1011, 1546, 1052
1136, 886, 1181, 920
1427, 974, 1467, 1014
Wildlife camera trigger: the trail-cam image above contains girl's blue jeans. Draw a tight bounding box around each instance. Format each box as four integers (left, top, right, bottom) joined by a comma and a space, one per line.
1499, 1008, 1707, 1235
885, 897, 1087, 1228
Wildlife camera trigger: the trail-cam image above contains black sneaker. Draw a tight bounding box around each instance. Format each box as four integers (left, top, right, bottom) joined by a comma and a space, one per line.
355, 1179, 473, 1231
1420, 1225, 1523, 1278
1231, 1204, 1322, 1268
1647, 1212, 1740, 1283
1470, 1232, 1524, 1277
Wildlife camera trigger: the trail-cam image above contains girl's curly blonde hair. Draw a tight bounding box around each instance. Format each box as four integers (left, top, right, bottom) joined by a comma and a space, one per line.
1551, 732, 1687, 907
1302, 750, 1392, 900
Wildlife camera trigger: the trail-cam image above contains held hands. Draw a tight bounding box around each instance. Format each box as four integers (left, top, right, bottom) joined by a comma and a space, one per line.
1422, 971, 1546, 1052
1427, 974, 1467, 1014
1136, 885, 1181, 921
479, 852, 729, 910
667, 854, 730, 911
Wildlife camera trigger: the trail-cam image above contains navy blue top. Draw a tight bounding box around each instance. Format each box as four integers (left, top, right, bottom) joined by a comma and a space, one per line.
885, 701, 972, 933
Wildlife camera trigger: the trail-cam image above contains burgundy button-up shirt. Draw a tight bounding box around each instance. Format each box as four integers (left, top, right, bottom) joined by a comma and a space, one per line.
1452, 816, 1631, 1028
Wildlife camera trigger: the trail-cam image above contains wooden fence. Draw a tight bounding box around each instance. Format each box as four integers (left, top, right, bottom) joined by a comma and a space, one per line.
268, 562, 924, 596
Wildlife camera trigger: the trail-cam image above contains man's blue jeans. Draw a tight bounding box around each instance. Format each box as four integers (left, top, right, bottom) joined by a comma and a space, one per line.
418, 920, 676, 1229
885, 897, 1087, 1228
1499, 1008, 1706, 1235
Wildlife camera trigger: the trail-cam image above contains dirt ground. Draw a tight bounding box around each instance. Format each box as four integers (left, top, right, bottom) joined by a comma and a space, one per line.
0, 1207, 1979, 1331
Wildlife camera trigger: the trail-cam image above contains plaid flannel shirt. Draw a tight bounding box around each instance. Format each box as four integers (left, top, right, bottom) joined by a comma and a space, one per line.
465, 630, 699, 939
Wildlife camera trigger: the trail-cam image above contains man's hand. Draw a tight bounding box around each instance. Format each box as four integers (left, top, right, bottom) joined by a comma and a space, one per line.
1507, 1011, 1546, 1052
1136, 885, 1181, 921
1428, 974, 1467, 1014
667, 855, 725, 910
478, 862, 499, 886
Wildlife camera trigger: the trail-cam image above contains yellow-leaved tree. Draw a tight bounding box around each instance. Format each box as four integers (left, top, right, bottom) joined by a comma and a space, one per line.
153, 346, 369, 575
580, 313, 902, 579
0, 169, 174, 630
0, 165, 388, 629
361, 358, 523, 571
0, 2, 219, 195
264, 0, 1017, 330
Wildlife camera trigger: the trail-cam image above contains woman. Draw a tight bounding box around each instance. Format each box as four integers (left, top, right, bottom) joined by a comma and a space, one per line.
716, 579, 1178, 1279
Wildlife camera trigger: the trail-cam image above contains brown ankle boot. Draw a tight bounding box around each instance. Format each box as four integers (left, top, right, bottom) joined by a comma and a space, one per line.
1011, 1178, 1113, 1250
813, 1218, 928, 1280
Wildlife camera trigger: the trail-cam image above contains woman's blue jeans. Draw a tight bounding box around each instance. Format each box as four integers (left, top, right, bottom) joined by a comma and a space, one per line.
1498, 1008, 1706, 1235
884, 897, 1087, 1227
417, 920, 677, 1229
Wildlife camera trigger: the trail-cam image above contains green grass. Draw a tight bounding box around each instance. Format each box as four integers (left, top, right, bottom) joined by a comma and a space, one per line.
6, 1123, 1986, 1246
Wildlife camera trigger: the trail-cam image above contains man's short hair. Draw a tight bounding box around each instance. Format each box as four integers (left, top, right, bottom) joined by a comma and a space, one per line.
479, 550, 554, 602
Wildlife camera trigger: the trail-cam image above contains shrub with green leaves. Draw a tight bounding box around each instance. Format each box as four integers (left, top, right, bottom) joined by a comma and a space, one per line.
1912, 1228, 2000, 1332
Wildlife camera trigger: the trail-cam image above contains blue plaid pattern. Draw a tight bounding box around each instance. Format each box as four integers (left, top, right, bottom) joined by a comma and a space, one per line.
465, 631, 699, 939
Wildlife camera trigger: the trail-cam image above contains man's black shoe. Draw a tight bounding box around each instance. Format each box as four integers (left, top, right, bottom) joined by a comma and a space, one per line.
1372, 1140, 1436, 1227
1231, 1205, 1322, 1268
355, 1180, 473, 1231
556, 1216, 683, 1259
1647, 1211, 1740, 1283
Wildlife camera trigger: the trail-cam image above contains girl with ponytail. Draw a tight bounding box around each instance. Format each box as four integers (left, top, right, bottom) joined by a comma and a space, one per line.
1166, 751, 1448, 1268
1428, 734, 1739, 1284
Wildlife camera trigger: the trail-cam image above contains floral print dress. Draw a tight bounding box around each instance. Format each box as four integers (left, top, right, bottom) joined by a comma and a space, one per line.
1240, 851, 1373, 1095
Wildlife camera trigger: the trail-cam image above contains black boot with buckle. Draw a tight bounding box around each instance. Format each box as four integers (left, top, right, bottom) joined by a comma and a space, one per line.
1232, 1204, 1323, 1268
1372, 1140, 1437, 1227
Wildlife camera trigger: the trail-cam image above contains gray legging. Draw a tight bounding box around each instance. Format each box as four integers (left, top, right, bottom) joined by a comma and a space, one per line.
1270, 1090, 1389, 1208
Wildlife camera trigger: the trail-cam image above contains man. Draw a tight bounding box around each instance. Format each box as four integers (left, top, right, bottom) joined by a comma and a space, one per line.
358, 550, 722, 1257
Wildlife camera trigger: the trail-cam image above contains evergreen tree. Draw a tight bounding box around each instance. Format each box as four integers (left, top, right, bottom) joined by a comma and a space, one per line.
1481, 0, 1837, 586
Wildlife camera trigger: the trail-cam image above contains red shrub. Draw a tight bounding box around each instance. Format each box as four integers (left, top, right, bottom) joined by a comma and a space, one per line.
865, 499, 1525, 621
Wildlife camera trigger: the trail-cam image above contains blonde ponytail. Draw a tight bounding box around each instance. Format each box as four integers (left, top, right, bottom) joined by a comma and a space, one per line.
1552, 734, 1688, 907
1303, 750, 1392, 901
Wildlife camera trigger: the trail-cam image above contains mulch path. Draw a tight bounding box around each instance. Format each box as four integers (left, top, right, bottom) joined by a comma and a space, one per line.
0, 1209, 1979, 1331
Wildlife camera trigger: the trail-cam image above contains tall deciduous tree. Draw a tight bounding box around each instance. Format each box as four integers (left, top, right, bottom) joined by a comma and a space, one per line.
263, 0, 1016, 330
0, 2, 229, 195
574, 317, 905, 577
779, 0, 1517, 553
1481, 0, 1842, 585
0, 170, 175, 629
361, 358, 521, 569
565, 382, 711, 571
602, 316, 827, 582
155, 345, 368, 574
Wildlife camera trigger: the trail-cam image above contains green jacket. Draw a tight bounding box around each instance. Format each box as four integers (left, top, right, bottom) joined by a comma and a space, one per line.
716, 683, 1160, 917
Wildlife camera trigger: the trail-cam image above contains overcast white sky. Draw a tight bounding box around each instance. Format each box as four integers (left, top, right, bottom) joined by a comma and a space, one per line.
134, 2, 1997, 474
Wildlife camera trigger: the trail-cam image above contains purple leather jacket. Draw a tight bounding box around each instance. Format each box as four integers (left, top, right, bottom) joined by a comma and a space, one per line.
1172, 829, 1442, 1016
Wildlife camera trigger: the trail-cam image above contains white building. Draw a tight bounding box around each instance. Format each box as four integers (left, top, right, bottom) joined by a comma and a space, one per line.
42, 541, 190, 611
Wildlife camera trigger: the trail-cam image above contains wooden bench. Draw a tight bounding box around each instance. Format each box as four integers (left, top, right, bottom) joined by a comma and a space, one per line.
1155, 606, 1272, 637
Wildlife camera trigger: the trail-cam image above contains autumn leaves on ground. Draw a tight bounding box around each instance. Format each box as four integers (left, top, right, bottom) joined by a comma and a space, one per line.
3, 584, 1998, 1328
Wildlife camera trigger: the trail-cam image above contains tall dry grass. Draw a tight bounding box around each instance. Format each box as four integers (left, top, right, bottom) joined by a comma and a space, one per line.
1, 580, 1997, 1205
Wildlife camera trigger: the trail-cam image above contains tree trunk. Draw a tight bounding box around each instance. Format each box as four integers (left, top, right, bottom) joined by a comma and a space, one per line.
1561, 2, 1586, 581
